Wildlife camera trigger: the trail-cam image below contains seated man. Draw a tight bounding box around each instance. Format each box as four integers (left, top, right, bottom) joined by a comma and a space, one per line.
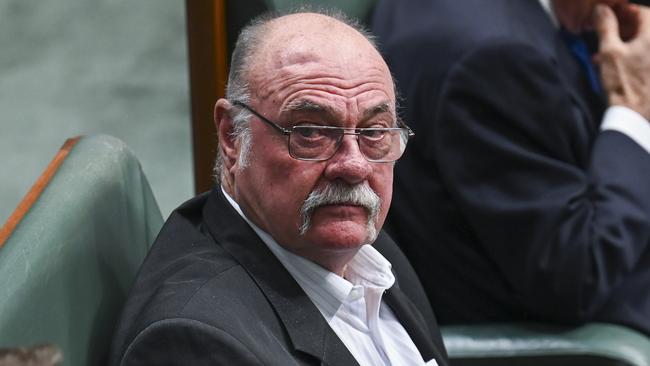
109, 11, 448, 366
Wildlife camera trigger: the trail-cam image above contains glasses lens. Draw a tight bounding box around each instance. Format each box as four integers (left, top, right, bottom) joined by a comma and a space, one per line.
359, 129, 408, 162
289, 126, 410, 162
289, 126, 341, 160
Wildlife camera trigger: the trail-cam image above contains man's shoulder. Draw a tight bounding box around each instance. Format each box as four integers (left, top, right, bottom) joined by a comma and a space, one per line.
374, 0, 555, 73
375, 0, 539, 45
110, 191, 279, 363
128, 255, 276, 331
135, 192, 242, 307
111, 262, 288, 365
131, 190, 264, 311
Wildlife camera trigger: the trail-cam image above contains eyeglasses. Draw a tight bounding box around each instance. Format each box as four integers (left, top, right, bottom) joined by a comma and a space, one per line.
232, 101, 414, 163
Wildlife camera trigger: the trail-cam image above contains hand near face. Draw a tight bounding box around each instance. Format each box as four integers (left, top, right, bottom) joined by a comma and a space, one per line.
593, 3, 650, 119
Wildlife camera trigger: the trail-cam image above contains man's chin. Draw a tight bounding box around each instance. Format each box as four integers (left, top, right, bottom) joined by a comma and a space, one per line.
302, 220, 374, 249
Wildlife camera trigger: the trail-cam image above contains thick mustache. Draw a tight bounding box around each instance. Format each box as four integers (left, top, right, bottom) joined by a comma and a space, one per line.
299, 181, 381, 235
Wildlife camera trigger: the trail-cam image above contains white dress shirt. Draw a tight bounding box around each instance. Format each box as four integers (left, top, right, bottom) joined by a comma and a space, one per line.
222, 188, 437, 366
538, 0, 650, 154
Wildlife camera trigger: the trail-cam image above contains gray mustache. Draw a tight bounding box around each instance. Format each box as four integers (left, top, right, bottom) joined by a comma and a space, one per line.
299, 181, 382, 235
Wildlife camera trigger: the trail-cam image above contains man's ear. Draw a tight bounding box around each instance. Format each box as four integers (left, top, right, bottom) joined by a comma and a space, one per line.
214, 99, 239, 173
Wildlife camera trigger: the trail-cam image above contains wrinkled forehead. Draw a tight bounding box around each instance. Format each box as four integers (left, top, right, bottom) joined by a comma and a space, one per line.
247, 13, 395, 103
261, 14, 371, 55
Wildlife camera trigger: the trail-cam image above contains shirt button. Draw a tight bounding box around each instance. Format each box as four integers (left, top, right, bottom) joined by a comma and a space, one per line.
350, 287, 363, 300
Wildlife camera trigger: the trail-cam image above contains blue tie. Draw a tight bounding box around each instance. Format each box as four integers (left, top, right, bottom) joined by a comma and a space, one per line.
559, 29, 602, 94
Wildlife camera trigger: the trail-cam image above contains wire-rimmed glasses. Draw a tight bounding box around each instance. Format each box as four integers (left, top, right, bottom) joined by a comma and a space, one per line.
232, 101, 414, 163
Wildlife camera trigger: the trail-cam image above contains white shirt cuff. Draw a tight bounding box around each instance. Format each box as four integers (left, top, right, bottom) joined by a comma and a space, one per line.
600, 106, 650, 154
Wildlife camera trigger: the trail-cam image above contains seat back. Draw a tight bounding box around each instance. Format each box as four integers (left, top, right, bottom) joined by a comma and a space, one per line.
0, 135, 163, 366
442, 322, 650, 366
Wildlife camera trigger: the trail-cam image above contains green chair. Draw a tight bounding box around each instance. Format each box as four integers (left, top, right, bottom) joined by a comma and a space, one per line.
0, 135, 163, 366
442, 322, 650, 366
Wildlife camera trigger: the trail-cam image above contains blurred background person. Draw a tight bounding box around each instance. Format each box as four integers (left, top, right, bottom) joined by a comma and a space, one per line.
372, 0, 650, 336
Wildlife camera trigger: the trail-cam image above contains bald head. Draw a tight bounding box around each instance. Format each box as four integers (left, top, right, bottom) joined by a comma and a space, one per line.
249, 13, 391, 100
227, 11, 388, 100
256, 14, 383, 70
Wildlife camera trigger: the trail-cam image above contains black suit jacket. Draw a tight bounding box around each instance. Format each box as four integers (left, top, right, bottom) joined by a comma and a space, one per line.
109, 188, 448, 365
373, 0, 650, 335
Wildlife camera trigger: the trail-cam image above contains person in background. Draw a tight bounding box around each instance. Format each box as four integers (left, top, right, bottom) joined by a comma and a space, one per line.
373, 0, 650, 336
109, 10, 448, 366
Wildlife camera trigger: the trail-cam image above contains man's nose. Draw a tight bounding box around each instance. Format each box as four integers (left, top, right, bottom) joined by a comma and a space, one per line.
323, 135, 372, 184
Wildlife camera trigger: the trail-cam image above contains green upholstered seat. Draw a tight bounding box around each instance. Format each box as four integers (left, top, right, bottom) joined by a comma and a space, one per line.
0, 135, 163, 365
442, 323, 650, 366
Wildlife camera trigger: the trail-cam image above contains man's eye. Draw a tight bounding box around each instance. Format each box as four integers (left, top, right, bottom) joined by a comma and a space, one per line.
293, 126, 323, 138
361, 129, 388, 140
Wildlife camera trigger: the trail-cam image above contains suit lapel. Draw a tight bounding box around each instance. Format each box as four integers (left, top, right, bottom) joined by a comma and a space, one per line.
511, 0, 605, 133
202, 188, 358, 366
554, 32, 606, 131
384, 286, 446, 364
523, 0, 605, 130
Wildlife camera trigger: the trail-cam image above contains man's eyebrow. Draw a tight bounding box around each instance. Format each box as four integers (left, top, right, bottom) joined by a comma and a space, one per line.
362, 102, 392, 120
281, 99, 395, 124
281, 99, 338, 118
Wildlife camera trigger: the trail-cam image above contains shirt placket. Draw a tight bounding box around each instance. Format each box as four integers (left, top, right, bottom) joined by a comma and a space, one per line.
364, 285, 392, 364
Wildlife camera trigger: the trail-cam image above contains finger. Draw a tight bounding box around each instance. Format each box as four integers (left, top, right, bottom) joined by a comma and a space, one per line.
593, 4, 624, 49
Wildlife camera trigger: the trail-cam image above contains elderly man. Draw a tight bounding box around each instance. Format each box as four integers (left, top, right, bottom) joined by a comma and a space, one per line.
373, 0, 650, 335
109, 11, 448, 366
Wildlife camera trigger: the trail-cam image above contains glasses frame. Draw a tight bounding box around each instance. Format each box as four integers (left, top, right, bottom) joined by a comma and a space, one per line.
231, 100, 414, 163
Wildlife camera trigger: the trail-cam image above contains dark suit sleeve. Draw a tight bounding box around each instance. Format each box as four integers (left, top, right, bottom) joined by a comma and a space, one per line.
433, 41, 650, 322
118, 318, 263, 366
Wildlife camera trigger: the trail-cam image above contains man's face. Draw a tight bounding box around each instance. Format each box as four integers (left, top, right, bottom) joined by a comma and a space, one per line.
553, 0, 628, 33
229, 15, 396, 272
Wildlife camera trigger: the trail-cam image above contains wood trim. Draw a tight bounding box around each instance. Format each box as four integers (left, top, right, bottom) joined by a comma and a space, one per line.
186, 0, 229, 194
214, 0, 228, 100
0, 136, 82, 248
